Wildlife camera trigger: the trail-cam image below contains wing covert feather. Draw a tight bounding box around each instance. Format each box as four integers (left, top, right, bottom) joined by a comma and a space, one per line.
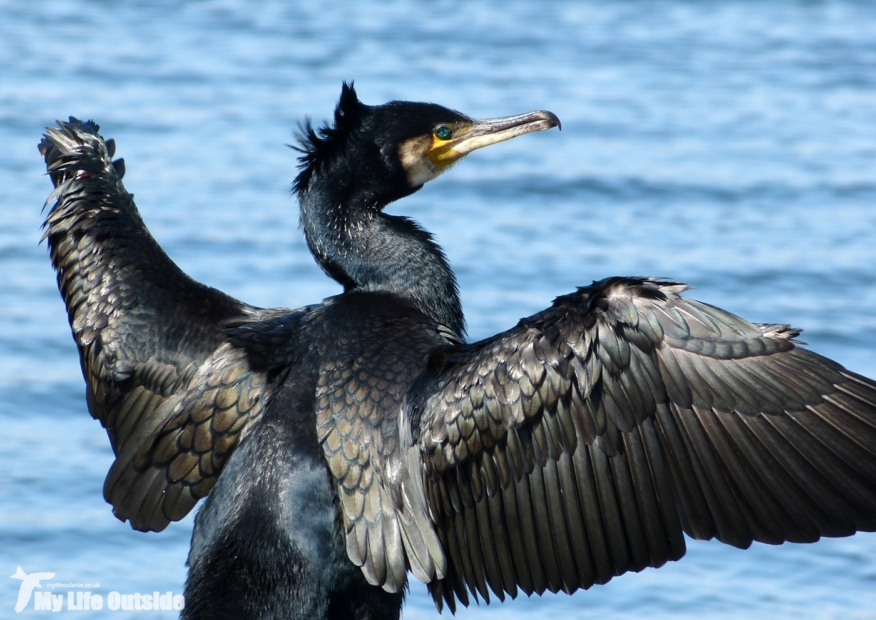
312, 298, 460, 595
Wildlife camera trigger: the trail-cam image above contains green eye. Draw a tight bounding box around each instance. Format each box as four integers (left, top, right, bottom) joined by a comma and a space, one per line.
434, 125, 452, 140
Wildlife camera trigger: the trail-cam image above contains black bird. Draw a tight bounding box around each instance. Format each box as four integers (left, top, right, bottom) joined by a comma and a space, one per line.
40, 84, 876, 620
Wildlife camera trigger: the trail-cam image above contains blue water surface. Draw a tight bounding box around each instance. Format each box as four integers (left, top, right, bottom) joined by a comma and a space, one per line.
2, 1, 876, 618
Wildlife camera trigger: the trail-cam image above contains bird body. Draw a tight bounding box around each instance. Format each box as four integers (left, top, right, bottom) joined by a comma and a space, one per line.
40, 84, 876, 619
184, 293, 451, 618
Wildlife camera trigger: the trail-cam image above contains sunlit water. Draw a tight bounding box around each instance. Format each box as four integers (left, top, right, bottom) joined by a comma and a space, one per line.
2, 1, 876, 618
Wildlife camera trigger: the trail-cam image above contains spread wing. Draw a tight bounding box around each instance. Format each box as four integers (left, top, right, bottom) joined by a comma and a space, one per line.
40, 118, 278, 532
408, 276, 876, 611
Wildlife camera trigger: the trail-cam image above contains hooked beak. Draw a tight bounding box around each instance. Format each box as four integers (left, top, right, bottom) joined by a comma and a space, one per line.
429, 110, 561, 166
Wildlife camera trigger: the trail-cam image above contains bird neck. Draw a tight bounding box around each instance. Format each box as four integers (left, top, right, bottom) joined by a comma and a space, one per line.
298, 183, 465, 337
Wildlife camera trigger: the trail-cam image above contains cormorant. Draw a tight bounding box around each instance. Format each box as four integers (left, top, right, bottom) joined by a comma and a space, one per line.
40, 84, 876, 620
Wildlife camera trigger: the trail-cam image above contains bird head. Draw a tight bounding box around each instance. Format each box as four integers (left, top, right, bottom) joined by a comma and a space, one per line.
293, 83, 560, 208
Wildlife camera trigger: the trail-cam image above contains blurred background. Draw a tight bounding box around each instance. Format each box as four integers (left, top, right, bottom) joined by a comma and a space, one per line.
2, 1, 875, 618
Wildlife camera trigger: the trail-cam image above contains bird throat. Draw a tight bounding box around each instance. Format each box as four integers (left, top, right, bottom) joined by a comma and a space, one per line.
298, 186, 465, 337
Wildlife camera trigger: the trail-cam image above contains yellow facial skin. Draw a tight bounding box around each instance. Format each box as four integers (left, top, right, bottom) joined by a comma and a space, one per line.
426, 123, 472, 168
399, 110, 560, 187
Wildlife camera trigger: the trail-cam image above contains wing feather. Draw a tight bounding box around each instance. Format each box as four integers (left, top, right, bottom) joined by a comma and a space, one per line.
406, 276, 876, 609
40, 119, 280, 531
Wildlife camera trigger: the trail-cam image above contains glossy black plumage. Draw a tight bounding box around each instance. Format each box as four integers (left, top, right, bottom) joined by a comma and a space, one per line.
40, 85, 876, 619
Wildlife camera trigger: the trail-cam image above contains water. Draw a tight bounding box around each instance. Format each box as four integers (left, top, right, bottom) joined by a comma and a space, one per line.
2, 1, 876, 617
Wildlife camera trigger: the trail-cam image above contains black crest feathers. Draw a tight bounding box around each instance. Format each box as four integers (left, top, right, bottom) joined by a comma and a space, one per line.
293, 82, 365, 194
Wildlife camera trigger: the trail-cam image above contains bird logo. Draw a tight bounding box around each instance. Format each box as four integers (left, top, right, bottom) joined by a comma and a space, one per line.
10, 567, 55, 613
